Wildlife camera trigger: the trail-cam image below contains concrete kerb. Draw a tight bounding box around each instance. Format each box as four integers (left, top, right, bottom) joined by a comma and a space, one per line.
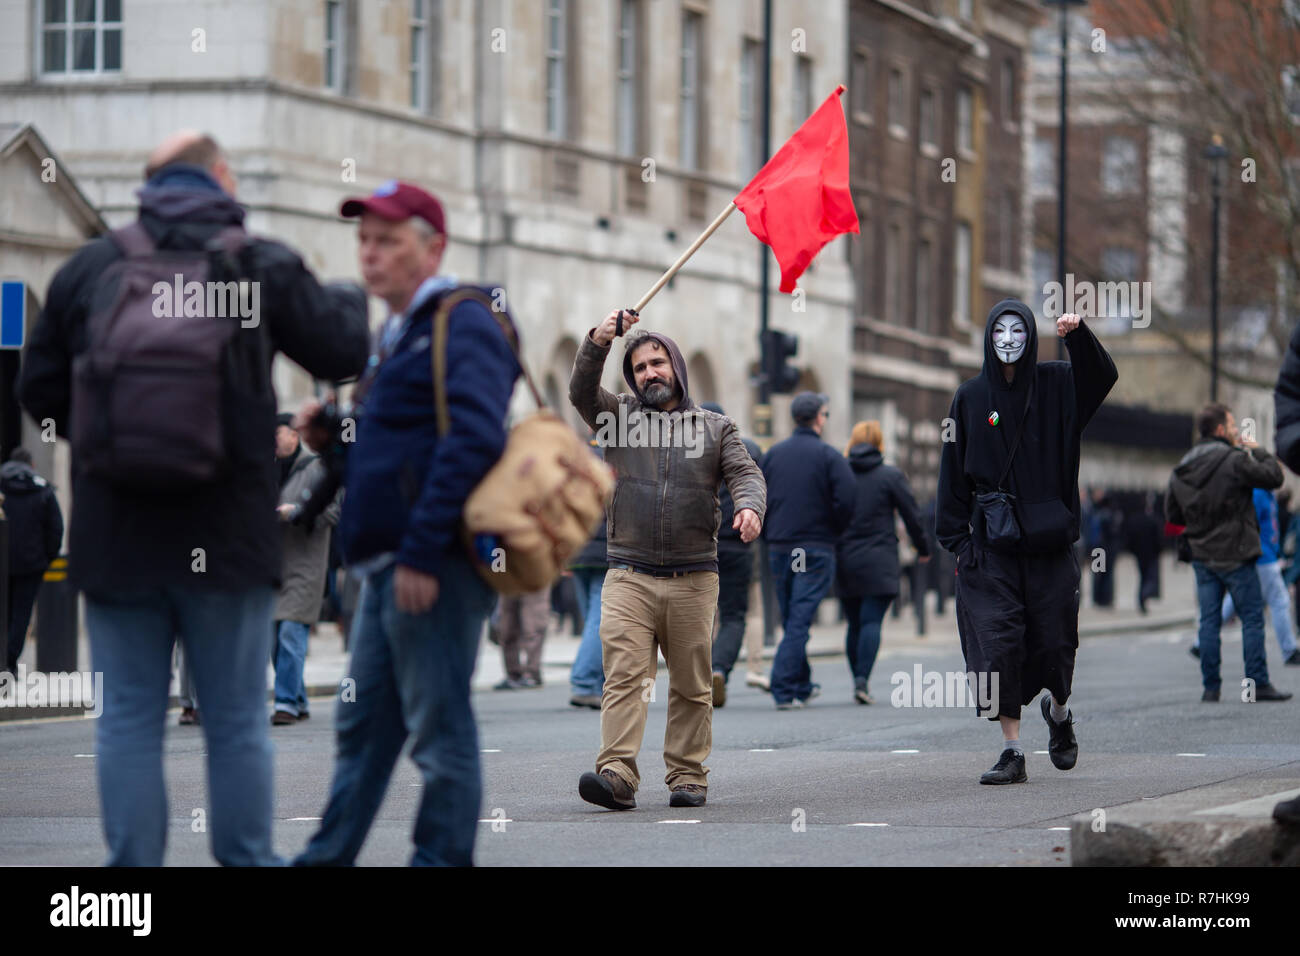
1071, 779, 1300, 866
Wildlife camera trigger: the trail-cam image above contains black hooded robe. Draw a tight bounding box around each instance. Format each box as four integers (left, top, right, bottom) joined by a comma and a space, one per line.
936, 300, 1118, 718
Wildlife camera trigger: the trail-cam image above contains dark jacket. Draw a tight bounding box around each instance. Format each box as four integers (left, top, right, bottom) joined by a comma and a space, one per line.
1275, 318, 1300, 472
568, 331, 766, 570
835, 444, 929, 598
1165, 437, 1283, 570
18, 165, 371, 593
1, 461, 63, 575
761, 427, 856, 548
718, 435, 763, 553
569, 438, 608, 569
338, 287, 521, 577
936, 299, 1117, 555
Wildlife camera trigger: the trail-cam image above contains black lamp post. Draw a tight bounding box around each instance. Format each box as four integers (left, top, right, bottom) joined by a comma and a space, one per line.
1204, 133, 1228, 403
1042, 0, 1088, 360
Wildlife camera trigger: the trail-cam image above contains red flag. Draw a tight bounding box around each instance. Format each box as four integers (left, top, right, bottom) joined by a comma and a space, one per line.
734, 86, 859, 294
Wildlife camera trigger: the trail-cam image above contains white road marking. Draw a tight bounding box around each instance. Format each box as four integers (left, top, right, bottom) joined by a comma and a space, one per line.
848, 823, 889, 827
749, 748, 775, 752
891, 749, 919, 754
1176, 753, 1207, 757
286, 817, 322, 821
659, 819, 700, 824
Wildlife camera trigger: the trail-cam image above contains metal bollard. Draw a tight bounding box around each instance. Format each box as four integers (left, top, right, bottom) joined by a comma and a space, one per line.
36, 555, 77, 674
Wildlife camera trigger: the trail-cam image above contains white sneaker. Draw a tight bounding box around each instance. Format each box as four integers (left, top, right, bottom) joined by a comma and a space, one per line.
745, 672, 770, 691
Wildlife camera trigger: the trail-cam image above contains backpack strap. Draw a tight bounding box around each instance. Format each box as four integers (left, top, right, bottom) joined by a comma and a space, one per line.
430, 288, 544, 437
994, 373, 1035, 492
111, 222, 156, 258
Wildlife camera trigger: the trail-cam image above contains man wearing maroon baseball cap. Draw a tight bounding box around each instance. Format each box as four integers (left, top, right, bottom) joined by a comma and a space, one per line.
294, 179, 522, 866
339, 179, 446, 237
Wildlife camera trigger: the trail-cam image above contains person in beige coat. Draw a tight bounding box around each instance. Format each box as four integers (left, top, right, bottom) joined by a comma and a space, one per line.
272, 413, 341, 725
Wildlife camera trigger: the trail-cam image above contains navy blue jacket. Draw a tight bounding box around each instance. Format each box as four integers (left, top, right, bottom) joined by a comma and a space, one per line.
338, 289, 521, 578
761, 426, 857, 548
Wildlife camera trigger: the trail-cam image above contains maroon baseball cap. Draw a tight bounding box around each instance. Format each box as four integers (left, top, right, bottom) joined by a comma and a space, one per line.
340, 179, 446, 235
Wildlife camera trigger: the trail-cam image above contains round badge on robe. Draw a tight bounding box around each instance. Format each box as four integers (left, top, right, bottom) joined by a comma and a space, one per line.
988, 411, 1000, 426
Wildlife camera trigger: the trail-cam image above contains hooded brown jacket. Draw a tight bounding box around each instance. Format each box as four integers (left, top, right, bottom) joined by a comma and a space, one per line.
568, 330, 766, 570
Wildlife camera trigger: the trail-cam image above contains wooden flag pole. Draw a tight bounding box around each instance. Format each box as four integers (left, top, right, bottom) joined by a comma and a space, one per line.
633, 201, 738, 313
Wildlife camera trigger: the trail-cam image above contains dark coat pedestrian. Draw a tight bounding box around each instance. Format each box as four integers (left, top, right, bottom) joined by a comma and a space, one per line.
836, 441, 929, 599
2, 453, 63, 673
936, 301, 1115, 784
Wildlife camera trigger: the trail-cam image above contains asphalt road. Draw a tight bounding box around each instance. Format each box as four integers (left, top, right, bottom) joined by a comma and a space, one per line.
3, 625, 1298, 866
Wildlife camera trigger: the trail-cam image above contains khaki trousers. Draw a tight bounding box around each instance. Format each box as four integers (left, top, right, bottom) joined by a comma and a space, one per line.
596, 568, 719, 791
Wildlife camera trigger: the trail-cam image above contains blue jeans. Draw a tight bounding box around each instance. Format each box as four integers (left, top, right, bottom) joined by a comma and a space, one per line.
843, 594, 891, 687
1220, 561, 1298, 657
296, 556, 494, 867
272, 619, 311, 716
769, 545, 836, 703
570, 569, 606, 696
84, 585, 279, 867
1193, 561, 1270, 691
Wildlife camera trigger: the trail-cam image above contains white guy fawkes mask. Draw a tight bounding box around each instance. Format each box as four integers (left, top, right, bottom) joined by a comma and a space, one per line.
992, 314, 1028, 365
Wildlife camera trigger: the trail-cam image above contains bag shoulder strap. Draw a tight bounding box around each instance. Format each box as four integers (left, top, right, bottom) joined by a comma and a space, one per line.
430, 287, 544, 437
111, 222, 155, 258
995, 374, 1035, 492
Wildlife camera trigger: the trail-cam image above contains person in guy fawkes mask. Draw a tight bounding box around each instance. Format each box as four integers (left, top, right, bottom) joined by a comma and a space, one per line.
936, 302, 1117, 786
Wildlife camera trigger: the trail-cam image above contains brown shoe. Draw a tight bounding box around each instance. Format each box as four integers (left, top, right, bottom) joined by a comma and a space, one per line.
578, 768, 636, 810
669, 784, 707, 808
712, 672, 727, 708
178, 707, 199, 726
271, 710, 297, 726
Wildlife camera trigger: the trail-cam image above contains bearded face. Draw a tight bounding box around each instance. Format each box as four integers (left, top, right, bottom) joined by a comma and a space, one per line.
992, 314, 1028, 365
631, 341, 677, 407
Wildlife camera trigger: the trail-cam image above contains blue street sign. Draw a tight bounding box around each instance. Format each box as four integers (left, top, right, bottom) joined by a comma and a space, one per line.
0, 281, 25, 350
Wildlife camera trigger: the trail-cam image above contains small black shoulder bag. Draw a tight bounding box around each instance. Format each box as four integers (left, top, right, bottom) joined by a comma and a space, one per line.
973, 379, 1033, 551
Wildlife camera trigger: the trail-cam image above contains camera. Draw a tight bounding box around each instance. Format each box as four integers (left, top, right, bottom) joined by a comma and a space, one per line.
290, 393, 356, 531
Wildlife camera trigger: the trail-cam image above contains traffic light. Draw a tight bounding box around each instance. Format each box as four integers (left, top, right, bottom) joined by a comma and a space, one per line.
763, 328, 800, 394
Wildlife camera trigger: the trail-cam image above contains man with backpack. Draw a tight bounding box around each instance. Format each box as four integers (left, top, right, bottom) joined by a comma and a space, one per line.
18, 130, 371, 866
294, 180, 522, 867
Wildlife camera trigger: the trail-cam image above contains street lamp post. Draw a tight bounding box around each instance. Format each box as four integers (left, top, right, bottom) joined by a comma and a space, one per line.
1205, 134, 1228, 403
1043, 0, 1088, 360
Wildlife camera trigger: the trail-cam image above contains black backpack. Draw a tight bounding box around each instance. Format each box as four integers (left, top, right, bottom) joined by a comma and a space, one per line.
71, 222, 259, 491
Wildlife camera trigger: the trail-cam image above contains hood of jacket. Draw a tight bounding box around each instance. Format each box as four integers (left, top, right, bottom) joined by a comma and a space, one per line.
847, 443, 883, 473
982, 298, 1038, 394
621, 331, 694, 411
137, 164, 246, 246
1173, 437, 1234, 490
0, 461, 46, 494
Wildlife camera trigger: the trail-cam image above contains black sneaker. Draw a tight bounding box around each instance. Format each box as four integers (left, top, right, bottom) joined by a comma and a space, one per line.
1202, 687, 1220, 702
493, 678, 523, 691
1274, 794, 1300, 826
1286, 650, 1300, 666
669, 784, 707, 807
1254, 683, 1293, 702
979, 748, 1027, 785
1040, 694, 1078, 771
578, 769, 636, 810
1189, 644, 1201, 659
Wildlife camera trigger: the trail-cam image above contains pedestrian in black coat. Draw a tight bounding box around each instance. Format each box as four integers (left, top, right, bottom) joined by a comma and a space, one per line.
1, 449, 63, 673
835, 421, 928, 704
936, 301, 1117, 786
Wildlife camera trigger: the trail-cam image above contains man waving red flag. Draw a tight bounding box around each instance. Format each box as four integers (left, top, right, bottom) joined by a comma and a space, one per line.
734, 85, 859, 294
